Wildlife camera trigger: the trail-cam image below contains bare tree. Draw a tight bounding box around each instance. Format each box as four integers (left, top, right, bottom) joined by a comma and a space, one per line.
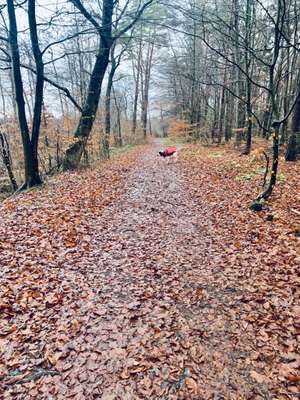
62, 0, 154, 170
6, 0, 44, 189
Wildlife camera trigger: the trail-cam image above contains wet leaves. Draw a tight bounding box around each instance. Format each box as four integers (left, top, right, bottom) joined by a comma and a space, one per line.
179, 144, 300, 399
0, 143, 299, 399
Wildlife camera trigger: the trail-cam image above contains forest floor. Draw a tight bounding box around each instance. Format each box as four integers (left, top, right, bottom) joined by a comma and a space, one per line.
0, 140, 299, 399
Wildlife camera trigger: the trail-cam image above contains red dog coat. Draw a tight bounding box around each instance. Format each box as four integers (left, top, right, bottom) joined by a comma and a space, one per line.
162, 147, 177, 157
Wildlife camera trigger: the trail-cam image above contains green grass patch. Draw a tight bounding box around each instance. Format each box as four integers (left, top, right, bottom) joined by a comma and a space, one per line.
235, 169, 286, 184
207, 151, 223, 159
277, 173, 286, 184
163, 137, 184, 147
110, 144, 135, 157
255, 167, 266, 176
235, 172, 256, 181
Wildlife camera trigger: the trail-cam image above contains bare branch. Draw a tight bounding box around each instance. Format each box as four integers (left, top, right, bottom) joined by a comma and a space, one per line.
21, 63, 82, 112
42, 28, 95, 55
113, 0, 155, 40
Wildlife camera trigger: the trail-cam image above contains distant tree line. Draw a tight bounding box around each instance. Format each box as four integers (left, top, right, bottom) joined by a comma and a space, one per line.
162, 0, 300, 205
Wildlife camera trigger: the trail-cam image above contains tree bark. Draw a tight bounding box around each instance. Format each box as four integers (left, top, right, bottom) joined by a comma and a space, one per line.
0, 132, 18, 191
233, 0, 246, 146
62, 0, 114, 170
112, 86, 122, 147
242, 0, 254, 155
132, 39, 142, 137
141, 38, 155, 139
286, 85, 300, 161
28, 0, 44, 183
103, 48, 116, 159
252, 0, 283, 207
7, 0, 42, 188
218, 74, 226, 144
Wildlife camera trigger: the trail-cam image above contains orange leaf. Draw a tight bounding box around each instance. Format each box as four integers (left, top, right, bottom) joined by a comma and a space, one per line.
287, 374, 300, 383
185, 377, 198, 393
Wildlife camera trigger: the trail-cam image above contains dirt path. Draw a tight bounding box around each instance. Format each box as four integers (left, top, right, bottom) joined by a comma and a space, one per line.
3, 144, 277, 399
65, 142, 216, 399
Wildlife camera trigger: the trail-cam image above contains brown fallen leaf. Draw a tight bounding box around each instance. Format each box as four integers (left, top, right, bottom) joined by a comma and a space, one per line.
0, 324, 17, 336
101, 390, 117, 400
45, 293, 62, 307
185, 377, 198, 393
71, 319, 80, 333
292, 306, 300, 316
288, 386, 300, 393
287, 374, 300, 383
250, 370, 269, 384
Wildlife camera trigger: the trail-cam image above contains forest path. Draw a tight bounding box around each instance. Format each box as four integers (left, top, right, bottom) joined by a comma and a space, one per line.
69, 141, 217, 398
44, 142, 258, 400
2, 142, 276, 399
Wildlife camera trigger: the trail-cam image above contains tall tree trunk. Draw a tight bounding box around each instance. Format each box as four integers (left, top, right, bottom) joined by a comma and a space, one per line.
113, 86, 122, 147
62, 0, 114, 170
224, 90, 233, 142
242, 0, 254, 155
103, 46, 117, 159
224, 67, 234, 142
28, 0, 44, 184
233, 0, 245, 146
211, 90, 219, 143
7, 0, 42, 188
252, 0, 283, 207
260, 101, 272, 138
218, 87, 225, 144
286, 84, 300, 161
190, 3, 197, 126
280, 48, 292, 145
141, 38, 155, 139
218, 70, 227, 144
132, 40, 142, 137
103, 69, 113, 158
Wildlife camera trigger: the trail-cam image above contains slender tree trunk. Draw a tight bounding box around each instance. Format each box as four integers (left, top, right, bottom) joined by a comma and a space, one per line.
103, 61, 115, 159
224, 89, 233, 142
280, 49, 292, 145
259, 1, 282, 199
7, 48, 17, 120
141, 38, 155, 139
242, 75, 253, 154
261, 102, 272, 138
286, 83, 300, 161
224, 66, 234, 142
218, 73, 226, 144
103, 72, 113, 158
113, 86, 122, 147
252, 0, 283, 208
132, 40, 142, 137
7, 0, 42, 188
233, 0, 245, 146
28, 0, 44, 184
242, 0, 254, 155
211, 90, 219, 143
102, 42, 124, 158
190, 3, 197, 126
0, 76, 7, 122
0, 132, 18, 191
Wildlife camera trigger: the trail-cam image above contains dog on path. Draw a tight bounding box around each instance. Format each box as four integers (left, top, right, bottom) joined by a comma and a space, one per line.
158, 146, 178, 163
